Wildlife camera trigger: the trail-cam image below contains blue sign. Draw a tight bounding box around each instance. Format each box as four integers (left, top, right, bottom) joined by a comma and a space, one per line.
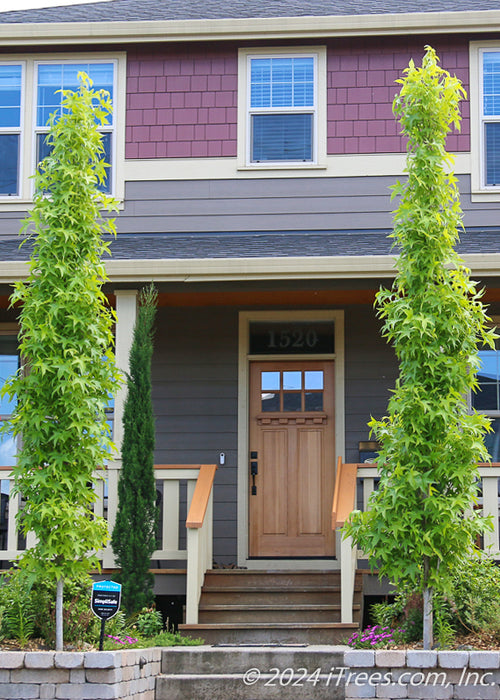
91, 580, 122, 621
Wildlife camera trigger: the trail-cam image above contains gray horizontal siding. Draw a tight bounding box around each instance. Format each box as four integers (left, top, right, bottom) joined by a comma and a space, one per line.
149, 300, 399, 562
1, 174, 500, 241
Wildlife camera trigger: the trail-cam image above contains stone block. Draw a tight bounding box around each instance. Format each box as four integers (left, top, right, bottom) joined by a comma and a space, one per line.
11, 668, 69, 684
406, 651, 437, 668
40, 684, 56, 700
469, 651, 500, 669
376, 683, 408, 698
25, 652, 55, 669
55, 652, 84, 669
407, 684, 453, 699
0, 652, 25, 669
454, 683, 500, 699
69, 669, 86, 683
345, 650, 375, 667
85, 667, 122, 684
437, 651, 468, 669
345, 683, 376, 698
375, 650, 406, 667
0, 683, 40, 699
84, 652, 120, 669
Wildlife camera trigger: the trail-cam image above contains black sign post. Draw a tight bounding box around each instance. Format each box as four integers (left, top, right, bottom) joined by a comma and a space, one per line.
91, 580, 122, 650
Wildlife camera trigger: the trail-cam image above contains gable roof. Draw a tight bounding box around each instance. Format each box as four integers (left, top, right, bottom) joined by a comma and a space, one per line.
2, 0, 500, 24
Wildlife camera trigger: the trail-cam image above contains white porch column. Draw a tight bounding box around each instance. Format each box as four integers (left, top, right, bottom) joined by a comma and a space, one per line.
113, 289, 138, 455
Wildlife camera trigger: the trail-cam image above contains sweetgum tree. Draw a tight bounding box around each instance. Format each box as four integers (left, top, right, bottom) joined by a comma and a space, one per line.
3, 74, 120, 650
344, 47, 495, 648
111, 284, 158, 615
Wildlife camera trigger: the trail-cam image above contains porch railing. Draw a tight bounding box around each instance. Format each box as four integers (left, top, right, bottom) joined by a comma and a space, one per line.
0, 463, 217, 625
332, 459, 500, 623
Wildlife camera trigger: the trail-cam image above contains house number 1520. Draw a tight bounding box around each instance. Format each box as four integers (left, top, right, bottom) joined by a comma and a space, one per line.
267, 329, 319, 349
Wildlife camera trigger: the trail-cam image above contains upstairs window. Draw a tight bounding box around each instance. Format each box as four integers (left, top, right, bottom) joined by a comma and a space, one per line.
482, 51, 500, 187
36, 61, 115, 193
0, 64, 22, 197
238, 47, 326, 169
250, 56, 315, 163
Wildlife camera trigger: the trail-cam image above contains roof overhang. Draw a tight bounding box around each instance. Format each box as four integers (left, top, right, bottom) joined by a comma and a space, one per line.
0, 253, 499, 284
1, 9, 500, 46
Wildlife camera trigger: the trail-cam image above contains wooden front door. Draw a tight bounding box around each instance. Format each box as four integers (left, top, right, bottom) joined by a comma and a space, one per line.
249, 361, 335, 558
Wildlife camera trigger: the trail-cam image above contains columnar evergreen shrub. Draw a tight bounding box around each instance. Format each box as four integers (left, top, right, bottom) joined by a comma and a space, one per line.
111, 285, 158, 614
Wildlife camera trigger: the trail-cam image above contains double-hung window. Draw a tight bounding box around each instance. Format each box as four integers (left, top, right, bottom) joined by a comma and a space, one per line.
481, 50, 500, 187
0, 64, 23, 197
238, 47, 326, 169
36, 61, 115, 193
0, 53, 125, 205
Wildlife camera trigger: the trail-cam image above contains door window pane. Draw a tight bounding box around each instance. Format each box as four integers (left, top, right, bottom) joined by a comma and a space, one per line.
261, 371, 280, 391
305, 371, 323, 390
283, 371, 301, 390
262, 392, 280, 412
305, 392, 323, 411
283, 392, 301, 412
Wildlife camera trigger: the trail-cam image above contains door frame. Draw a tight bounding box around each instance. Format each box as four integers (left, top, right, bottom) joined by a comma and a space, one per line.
237, 310, 345, 569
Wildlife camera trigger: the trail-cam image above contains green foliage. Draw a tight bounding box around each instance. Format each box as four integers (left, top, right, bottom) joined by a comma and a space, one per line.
103, 628, 204, 649
2, 73, 120, 585
0, 570, 36, 646
133, 606, 164, 637
445, 552, 500, 640
31, 575, 98, 645
344, 47, 495, 601
111, 284, 158, 614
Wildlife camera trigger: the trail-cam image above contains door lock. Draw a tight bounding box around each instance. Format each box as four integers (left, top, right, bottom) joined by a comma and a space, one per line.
250, 452, 258, 495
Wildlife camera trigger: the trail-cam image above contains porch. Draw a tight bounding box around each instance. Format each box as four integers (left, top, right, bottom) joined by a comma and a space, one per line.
0, 459, 497, 644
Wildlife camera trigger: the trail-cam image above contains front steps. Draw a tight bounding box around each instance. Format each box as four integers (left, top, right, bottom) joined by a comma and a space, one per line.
179, 569, 361, 644
157, 645, 347, 700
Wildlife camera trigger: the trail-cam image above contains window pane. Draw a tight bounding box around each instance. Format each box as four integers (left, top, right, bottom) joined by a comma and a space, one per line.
0, 431, 16, 467
261, 371, 280, 391
252, 113, 312, 162
0, 355, 18, 415
283, 371, 301, 390
305, 371, 323, 390
0, 134, 19, 195
473, 348, 500, 410
262, 392, 279, 412
485, 123, 500, 185
283, 392, 301, 411
250, 56, 314, 109
305, 392, 323, 411
37, 130, 111, 193
0, 65, 21, 127
37, 62, 114, 127
484, 52, 500, 116
484, 418, 500, 461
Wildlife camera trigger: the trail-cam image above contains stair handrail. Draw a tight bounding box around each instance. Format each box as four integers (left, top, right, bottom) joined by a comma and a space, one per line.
185, 464, 217, 625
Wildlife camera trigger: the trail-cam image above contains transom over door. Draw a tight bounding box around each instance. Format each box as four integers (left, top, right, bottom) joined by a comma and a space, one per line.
249, 361, 335, 558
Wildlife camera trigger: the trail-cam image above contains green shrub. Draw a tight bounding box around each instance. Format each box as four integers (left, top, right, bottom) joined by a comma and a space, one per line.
0, 570, 36, 645
133, 606, 164, 637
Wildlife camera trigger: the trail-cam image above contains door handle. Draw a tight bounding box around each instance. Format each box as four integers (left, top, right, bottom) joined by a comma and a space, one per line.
250, 452, 258, 495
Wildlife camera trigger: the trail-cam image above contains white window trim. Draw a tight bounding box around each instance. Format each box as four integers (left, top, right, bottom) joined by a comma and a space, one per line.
237, 46, 327, 171
0, 51, 126, 209
0, 62, 25, 199
470, 41, 500, 202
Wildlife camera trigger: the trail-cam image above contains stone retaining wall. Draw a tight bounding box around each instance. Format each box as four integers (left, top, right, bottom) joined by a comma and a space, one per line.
0, 648, 161, 700
343, 649, 500, 699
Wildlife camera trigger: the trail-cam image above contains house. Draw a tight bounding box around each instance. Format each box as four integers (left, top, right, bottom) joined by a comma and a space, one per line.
0, 0, 499, 643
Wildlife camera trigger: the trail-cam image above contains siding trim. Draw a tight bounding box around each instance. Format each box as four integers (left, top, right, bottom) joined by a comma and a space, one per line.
237, 309, 344, 570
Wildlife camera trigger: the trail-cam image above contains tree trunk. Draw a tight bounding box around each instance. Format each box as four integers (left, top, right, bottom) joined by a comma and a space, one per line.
56, 578, 64, 651
422, 555, 433, 650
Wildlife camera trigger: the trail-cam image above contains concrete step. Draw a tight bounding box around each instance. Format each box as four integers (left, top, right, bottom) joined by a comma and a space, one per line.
157, 645, 347, 700
202, 570, 351, 588
178, 621, 358, 645
156, 672, 345, 699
